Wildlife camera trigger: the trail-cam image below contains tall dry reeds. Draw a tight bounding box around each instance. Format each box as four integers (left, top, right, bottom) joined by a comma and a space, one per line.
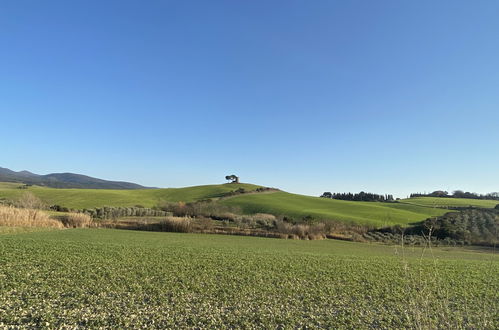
0, 205, 63, 228
274, 220, 327, 240
157, 217, 192, 233
60, 213, 93, 228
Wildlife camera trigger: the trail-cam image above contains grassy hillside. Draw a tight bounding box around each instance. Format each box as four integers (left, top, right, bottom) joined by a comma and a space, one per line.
401, 196, 499, 209
1, 229, 496, 327
221, 191, 448, 226
0, 182, 456, 226
0, 182, 261, 209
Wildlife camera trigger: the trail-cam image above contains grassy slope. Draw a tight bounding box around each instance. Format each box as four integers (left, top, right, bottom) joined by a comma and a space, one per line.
1, 181, 454, 226
5, 181, 495, 227
0, 229, 496, 328
401, 196, 499, 209
0, 182, 260, 209
222, 191, 448, 226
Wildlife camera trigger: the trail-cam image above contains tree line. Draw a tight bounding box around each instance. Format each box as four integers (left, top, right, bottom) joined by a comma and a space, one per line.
320, 191, 394, 202
410, 190, 499, 200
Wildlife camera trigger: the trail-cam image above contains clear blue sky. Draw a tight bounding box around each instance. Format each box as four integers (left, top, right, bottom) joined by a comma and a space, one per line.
1, 1, 498, 197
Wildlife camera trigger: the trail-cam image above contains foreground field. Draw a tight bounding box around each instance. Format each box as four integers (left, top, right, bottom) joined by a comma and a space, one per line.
401, 196, 499, 209
0, 229, 497, 328
222, 191, 448, 226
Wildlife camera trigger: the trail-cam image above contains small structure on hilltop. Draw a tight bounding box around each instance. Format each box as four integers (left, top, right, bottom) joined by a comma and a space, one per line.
225, 175, 240, 184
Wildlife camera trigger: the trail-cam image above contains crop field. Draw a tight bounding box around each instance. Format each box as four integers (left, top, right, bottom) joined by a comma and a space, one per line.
401, 196, 499, 209
221, 191, 448, 226
0, 229, 497, 328
0, 182, 261, 209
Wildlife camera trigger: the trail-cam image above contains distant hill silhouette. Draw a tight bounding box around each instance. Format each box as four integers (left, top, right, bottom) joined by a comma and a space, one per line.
0, 167, 150, 189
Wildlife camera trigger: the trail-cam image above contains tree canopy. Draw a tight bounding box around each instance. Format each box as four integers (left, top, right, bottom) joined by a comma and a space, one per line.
225, 175, 239, 184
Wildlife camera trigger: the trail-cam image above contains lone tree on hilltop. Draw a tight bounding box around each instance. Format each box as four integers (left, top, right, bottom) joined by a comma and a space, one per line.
225, 175, 239, 184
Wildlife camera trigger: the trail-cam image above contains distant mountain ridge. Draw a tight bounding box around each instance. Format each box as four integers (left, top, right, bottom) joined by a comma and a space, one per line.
0, 167, 150, 189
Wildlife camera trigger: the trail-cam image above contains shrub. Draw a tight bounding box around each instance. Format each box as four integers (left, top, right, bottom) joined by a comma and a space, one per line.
16, 192, 45, 209
61, 213, 93, 228
234, 213, 277, 228
0, 205, 63, 228
196, 217, 214, 231
252, 213, 276, 226
50, 205, 70, 212
159, 201, 241, 219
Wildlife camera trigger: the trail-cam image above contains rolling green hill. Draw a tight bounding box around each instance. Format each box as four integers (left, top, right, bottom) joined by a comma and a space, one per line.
5, 182, 489, 227
0, 182, 261, 209
221, 191, 448, 226
400, 197, 499, 209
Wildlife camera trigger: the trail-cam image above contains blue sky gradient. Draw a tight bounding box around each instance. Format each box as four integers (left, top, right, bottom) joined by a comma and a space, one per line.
1, 1, 498, 197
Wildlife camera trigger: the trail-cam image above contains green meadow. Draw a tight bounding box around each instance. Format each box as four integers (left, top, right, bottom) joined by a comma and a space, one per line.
0, 182, 260, 209
0, 229, 497, 328
221, 191, 448, 226
2, 182, 498, 228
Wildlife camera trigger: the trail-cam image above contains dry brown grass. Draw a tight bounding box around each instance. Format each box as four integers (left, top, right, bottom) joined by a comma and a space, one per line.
146, 217, 192, 233
157, 217, 192, 233
274, 220, 327, 240
0, 205, 63, 228
61, 213, 93, 228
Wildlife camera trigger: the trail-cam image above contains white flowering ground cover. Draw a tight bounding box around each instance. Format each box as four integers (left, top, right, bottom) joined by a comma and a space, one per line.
0, 229, 497, 328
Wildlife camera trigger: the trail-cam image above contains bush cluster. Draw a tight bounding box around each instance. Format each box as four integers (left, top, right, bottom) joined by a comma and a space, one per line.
219, 186, 278, 199
80, 206, 171, 219
159, 200, 240, 219
233, 213, 277, 229
16, 192, 45, 209
370, 208, 499, 246
409, 209, 499, 246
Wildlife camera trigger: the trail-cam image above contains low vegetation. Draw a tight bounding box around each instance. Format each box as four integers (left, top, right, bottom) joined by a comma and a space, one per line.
0, 229, 496, 328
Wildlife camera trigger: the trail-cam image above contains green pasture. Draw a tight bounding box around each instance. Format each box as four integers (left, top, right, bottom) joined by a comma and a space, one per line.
0, 182, 260, 209
222, 192, 449, 226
